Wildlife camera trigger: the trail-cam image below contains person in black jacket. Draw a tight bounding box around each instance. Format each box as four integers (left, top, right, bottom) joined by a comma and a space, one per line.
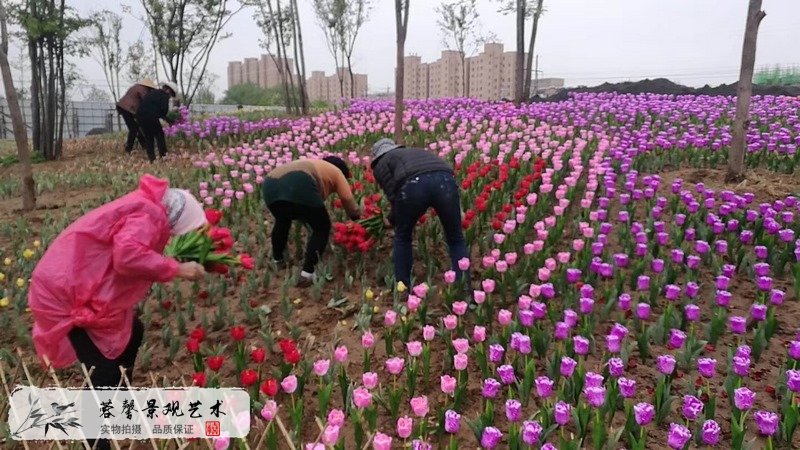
136, 81, 178, 163
370, 138, 469, 287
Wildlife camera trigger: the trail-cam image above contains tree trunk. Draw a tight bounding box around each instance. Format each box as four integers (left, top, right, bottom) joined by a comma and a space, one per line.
0, 0, 34, 210
347, 57, 355, 98
265, 0, 292, 114
523, 0, 543, 99
394, 0, 409, 145
291, 0, 308, 114
727, 0, 765, 182
28, 37, 40, 155
275, 0, 299, 114
514, 0, 525, 104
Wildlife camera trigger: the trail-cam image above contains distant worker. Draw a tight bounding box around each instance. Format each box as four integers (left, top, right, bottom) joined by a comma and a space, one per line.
116, 79, 157, 154
136, 81, 179, 163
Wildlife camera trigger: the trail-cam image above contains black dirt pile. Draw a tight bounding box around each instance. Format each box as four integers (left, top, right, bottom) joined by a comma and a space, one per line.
543, 78, 800, 102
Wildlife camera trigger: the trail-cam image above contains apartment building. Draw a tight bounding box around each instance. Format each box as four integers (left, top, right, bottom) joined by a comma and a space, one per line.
403, 42, 564, 100
228, 57, 368, 103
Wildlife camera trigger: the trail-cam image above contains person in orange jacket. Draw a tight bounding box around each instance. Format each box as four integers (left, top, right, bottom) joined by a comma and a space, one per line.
116, 79, 157, 153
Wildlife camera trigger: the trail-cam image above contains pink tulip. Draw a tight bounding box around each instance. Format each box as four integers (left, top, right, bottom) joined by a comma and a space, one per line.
384, 310, 397, 326
452, 301, 468, 316
443, 315, 458, 330
385, 357, 405, 375
281, 375, 297, 394
524, 243, 536, 254
473, 290, 487, 304
407, 295, 421, 311
454, 353, 468, 371
362, 331, 375, 348
410, 396, 429, 417
482, 279, 496, 293
473, 326, 487, 342
406, 341, 423, 357
313, 359, 330, 376
327, 409, 345, 427
441, 375, 457, 394
452, 338, 470, 354
260, 400, 277, 421
396, 416, 413, 439
423, 325, 436, 341
362, 372, 378, 389
322, 425, 340, 445
334, 346, 349, 363
373, 432, 392, 450
353, 387, 373, 408
498, 309, 513, 326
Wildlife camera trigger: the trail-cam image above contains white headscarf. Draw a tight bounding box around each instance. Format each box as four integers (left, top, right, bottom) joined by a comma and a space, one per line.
162, 189, 207, 235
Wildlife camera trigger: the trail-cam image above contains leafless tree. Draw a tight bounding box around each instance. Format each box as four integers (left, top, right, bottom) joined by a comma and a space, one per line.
252, 0, 299, 114
497, 0, 545, 100
140, 0, 244, 105
727, 0, 766, 181
436, 0, 479, 97
394, 0, 409, 144
313, 0, 371, 99
85, 10, 123, 103
0, 0, 35, 210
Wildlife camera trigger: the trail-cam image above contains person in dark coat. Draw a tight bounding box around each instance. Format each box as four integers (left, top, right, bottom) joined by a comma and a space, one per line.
136, 81, 178, 163
116, 79, 157, 153
370, 138, 469, 287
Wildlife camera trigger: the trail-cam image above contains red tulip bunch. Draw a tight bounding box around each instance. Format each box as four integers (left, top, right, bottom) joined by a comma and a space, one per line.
165, 208, 254, 274
332, 222, 375, 253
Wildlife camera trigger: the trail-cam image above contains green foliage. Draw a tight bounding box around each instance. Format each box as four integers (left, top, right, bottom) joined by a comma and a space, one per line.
755, 65, 800, 86
220, 83, 300, 107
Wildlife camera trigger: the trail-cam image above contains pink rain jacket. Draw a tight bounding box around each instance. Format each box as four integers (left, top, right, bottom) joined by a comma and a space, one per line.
29, 175, 180, 368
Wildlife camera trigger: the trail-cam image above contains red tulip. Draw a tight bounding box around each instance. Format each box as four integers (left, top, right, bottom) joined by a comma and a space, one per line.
189, 327, 206, 342
186, 338, 200, 354
230, 326, 246, 341
260, 378, 279, 397
250, 347, 266, 364
278, 339, 297, 354
239, 253, 255, 270
240, 369, 258, 387
161, 300, 173, 310
207, 355, 225, 372
284, 348, 301, 365
207, 263, 229, 275
191, 372, 206, 387
198, 290, 209, 300
205, 208, 223, 226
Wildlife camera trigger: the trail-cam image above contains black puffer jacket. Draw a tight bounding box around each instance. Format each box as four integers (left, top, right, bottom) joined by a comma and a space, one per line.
371, 147, 453, 204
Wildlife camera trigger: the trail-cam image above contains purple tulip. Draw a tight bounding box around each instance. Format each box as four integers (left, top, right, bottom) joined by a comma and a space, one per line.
732, 356, 750, 377
579, 297, 594, 314
668, 329, 686, 349
722, 264, 736, 278
684, 304, 700, 321
636, 275, 650, 291
560, 356, 578, 378
664, 284, 681, 301
566, 268, 582, 283
715, 275, 730, 290
564, 309, 578, 327
488, 344, 505, 363
667, 423, 692, 450
633, 402, 655, 426
754, 410, 779, 436
736, 345, 751, 358
636, 303, 651, 320
657, 355, 676, 375
686, 255, 701, 269
671, 249, 684, 264
444, 410, 460, 434
751, 304, 767, 321
482, 378, 501, 398
756, 276, 772, 292
685, 281, 699, 298
697, 358, 717, 378
497, 365, 516, 385
716, 290, 732, 307
505, 399, 522, 422
618, 377, 636, 398
618, 293, 632, 310
606, 334, 621, 353
786, 369, 800, 393
535, 376, 554, 398
585, 372, 604, 388
651, 258, 665, 273
521, 420, 542, 446
702, 419, 721, 445
770, 289, 785, 305
554, 322, 570, 340
729, 316, 747, 334
584, 386, 606, 408
682, 395, 704, 421
480, 426, 502, 449
753, 262, 770, 277
573, 336, 590, 355
755, 246, 768, 260
733, 387, 756, 410
790, 341, 800, 360
553, 401, 571, 426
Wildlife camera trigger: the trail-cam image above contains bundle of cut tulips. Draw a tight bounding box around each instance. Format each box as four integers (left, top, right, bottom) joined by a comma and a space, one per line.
165, 208, 254, 274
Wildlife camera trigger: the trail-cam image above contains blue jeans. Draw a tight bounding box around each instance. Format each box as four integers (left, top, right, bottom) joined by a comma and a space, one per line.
392, 171, 468, 286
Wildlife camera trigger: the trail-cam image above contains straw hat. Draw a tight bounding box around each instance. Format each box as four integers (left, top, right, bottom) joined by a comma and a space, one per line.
161, 81, 179, 96
136, 78, 158, 89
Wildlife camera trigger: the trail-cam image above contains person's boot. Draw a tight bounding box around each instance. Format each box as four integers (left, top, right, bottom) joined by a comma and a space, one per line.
271, 259, 289, 270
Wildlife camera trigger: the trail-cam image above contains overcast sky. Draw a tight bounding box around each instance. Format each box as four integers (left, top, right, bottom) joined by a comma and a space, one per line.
38, 0, 800, 99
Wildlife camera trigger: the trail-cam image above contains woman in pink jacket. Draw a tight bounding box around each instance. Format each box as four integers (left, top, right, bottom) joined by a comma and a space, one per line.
29, 174, 206, 392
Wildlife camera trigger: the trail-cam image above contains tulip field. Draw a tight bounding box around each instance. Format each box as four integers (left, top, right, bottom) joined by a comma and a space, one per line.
2, 93, 800, 449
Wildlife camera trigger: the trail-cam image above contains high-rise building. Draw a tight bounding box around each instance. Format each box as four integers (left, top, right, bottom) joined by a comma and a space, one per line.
227, 56, 368, 103
402, 55, 429, 99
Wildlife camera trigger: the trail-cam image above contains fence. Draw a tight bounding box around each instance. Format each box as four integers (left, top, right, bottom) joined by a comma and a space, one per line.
0, 101, 273, 139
